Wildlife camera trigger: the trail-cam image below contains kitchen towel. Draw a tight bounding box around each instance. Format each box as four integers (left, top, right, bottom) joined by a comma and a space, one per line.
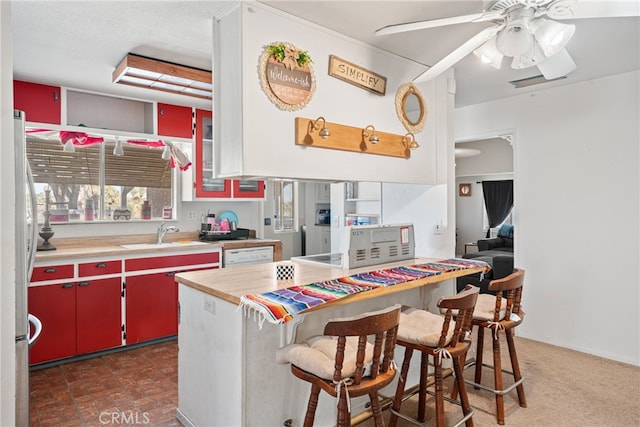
240, 258, 490, 328
162, 141, 192, 171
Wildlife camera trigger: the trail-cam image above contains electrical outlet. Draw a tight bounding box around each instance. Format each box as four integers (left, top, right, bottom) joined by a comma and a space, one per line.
187, 210, 198, 220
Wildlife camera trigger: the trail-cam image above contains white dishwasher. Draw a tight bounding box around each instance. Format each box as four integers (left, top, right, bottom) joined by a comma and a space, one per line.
223, 246, 274, 267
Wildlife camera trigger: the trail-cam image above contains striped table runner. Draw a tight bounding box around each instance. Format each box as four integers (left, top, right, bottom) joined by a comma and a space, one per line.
240, 258, 490, 326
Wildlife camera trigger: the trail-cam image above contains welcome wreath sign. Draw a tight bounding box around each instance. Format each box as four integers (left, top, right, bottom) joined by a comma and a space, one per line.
258, 42, 316, 111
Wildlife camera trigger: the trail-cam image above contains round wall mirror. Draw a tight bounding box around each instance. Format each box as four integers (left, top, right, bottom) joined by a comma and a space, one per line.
395, 83, 426, 134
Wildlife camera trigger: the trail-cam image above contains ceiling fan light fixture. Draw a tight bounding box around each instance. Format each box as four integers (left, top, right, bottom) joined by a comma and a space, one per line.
532, 18, 576, 57
473, 37, 504, 69
511, 40, 545, 69
496, 26, 535, 57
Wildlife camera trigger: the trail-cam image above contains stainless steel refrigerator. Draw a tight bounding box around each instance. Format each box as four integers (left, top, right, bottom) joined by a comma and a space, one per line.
14, 110, 42, 425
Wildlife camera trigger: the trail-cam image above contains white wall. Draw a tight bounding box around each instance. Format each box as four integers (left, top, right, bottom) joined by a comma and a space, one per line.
216, 3, 440, 184
455, 137, 513, 176
455, 71, 640, 365
0, 2, 15, 424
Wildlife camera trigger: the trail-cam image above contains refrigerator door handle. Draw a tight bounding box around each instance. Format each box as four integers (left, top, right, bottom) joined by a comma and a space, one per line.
26, 161, 38, 277
27, 314, 42, 346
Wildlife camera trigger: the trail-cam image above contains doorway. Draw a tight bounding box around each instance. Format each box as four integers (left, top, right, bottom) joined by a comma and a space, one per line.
454, 136, 514, 256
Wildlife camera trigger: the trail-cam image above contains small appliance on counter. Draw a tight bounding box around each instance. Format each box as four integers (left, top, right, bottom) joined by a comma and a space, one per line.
343, 223, 414, 269
199, 228, 250, 241
292, 223, 415, 270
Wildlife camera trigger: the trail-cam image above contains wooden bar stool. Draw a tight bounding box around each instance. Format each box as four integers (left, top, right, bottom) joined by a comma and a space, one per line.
453, 269, 526, 425
277, 305, 401, 427
389, 285, 479, 427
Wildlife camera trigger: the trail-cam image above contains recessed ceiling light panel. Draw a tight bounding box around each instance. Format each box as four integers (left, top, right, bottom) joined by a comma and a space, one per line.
113, 53, 212, 100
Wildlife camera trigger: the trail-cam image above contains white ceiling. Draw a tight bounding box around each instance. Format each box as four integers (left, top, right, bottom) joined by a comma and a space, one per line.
11, 0, 640, 109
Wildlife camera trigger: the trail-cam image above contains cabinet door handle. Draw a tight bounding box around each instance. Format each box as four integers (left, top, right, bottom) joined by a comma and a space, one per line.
166, 272, 175, 277
159, 107, 164, 116
78, 281, 90, 287
44, 268, 56, 273
61, 283, 74, 289
96, 263, 107, 268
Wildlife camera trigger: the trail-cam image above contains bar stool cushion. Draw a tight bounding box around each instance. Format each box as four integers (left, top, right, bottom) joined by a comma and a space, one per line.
397, 308, 454, 347
472, 294, 507, 321
442, 293, 507, 321
277, 335, 374, 380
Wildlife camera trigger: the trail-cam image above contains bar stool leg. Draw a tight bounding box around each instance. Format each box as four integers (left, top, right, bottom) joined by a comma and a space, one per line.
474, 326, 485, 388
304, 384, 321, 427
492, 331, 505, 425
337, 390, 349, 427
506, 330, 527, 408
418, 352, 429, 422
389, 347, 414, 427
368, 391, 384, 427
434, 355, 445, 427
453, 356, 475, 427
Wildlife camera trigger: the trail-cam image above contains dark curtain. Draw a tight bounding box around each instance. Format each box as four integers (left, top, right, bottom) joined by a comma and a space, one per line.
482, 180, 513, 237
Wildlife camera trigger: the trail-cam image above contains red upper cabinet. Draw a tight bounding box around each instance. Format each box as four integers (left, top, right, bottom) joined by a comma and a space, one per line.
232, 180, 265, 199
157, 103, 193, 138
194, 109, 232, 198
14, 80, 61, 125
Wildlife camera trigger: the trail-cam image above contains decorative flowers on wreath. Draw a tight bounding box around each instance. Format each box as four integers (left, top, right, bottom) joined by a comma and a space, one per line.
266, 42, 313, 69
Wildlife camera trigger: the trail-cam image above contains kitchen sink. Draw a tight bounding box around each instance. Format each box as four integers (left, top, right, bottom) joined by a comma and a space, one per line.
120, 241, 209, 250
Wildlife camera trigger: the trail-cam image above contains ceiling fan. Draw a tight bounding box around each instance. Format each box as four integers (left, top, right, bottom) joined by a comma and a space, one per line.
375, 0, 639, 82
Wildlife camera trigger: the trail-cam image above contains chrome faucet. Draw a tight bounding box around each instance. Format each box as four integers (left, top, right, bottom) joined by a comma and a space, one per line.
157, 223, 180, 244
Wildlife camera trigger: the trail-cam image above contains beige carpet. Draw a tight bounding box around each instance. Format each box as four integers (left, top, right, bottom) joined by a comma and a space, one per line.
359, 332, 640, 426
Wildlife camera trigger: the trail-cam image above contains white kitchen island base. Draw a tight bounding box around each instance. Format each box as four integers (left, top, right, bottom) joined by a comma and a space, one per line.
177, 283, 436, 427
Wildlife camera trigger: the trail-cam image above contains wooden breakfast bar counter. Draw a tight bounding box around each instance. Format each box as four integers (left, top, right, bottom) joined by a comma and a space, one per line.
174, 257, 486, 427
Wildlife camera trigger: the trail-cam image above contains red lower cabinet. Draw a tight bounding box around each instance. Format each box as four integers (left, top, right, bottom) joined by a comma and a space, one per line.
125, 272, 178, 344
28, 250, 219, 364
76, 278, 123, 354
28, 283, 77, 365
28, 278, 123, 365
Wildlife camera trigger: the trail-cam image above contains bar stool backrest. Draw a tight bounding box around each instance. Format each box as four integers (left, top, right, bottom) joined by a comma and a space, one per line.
437, 285, 480, 349
487, 268, 525, 324
323, 306, 401, 385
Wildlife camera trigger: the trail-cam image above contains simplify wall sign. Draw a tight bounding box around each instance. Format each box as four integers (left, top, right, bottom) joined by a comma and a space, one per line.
328, 55, 387, 96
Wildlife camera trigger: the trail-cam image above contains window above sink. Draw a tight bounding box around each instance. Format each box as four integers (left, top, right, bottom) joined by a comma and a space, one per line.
27, 134, 174, 224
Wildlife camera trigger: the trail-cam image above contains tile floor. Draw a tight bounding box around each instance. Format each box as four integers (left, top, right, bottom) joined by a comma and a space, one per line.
29, 339, 180, 427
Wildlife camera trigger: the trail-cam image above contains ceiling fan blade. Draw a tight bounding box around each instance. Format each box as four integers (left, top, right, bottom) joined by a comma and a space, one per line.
548, 0, 640, 20
375, 10, 504, 36
413, 24, 504, 83
537, 48, 577, 79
